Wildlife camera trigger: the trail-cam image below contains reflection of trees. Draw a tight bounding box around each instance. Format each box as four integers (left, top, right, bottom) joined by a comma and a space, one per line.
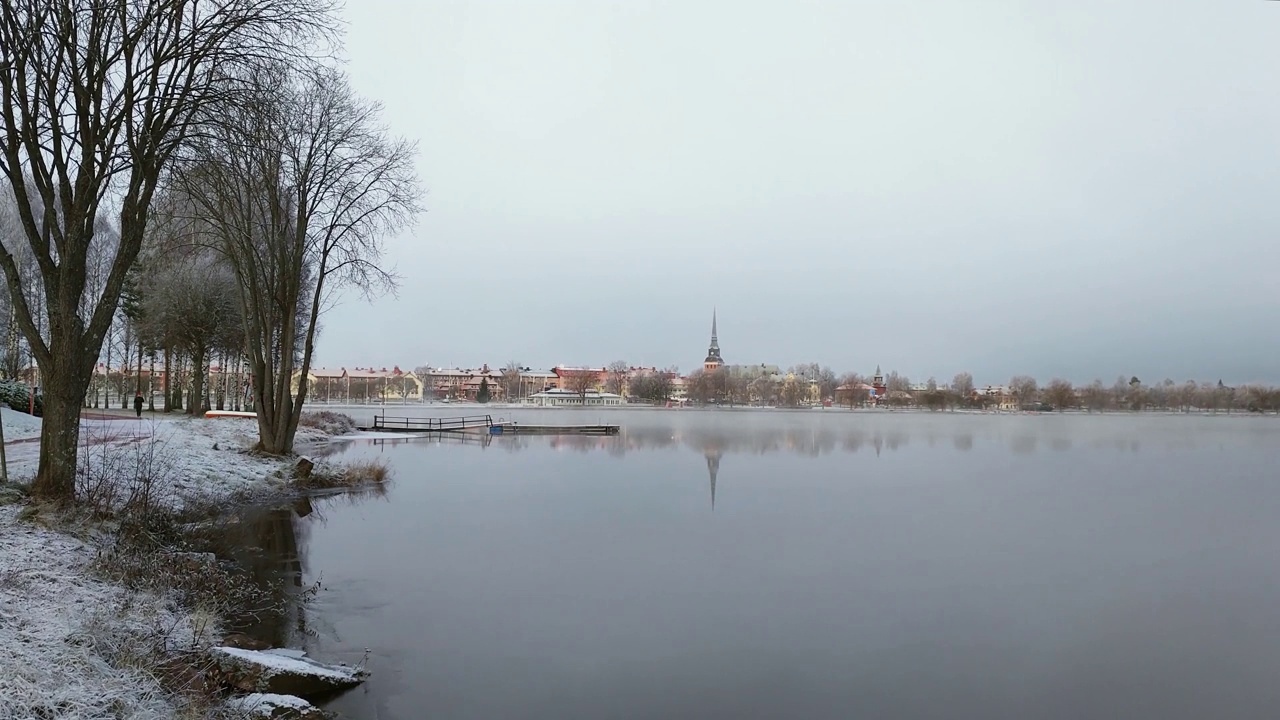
560, 426, 914, 459
328, 425, 931, 459
1011, 436, 1037, 455
216, 489, 389, 649
217, 506, 307, 647
329, 422, 1154, 461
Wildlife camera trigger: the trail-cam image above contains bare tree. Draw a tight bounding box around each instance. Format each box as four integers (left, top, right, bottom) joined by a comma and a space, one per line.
625, 370, 654, 404
837, 372, 865, 409
0, 0, 332, 500
605, 360, 629, 397
179, 64, 420, 453
1177, 380, 1197, 412
628, 367, 675, 404
885, 371, 911, 393
142, 250, 239, 415
952, 372, 975, 407
1010, 375, 1038, 408
780, 375, 807, 408
1045, 378, 1075, 412
1148, 378, 1173, 411
1083, 379, 1108, 412
562, 369, 598, 404
685, 369, 712, 405
751, 374, 779, 407
816, 366, 838, 402
502, 361, 524, 400
726, 370, 753, 406
655, 367, 677, 403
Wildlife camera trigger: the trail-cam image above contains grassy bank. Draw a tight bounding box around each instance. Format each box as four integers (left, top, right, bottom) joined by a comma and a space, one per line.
0, 411, 378, 718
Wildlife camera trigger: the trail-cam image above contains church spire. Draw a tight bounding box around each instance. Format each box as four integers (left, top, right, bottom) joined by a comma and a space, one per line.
703, 308, 723, 369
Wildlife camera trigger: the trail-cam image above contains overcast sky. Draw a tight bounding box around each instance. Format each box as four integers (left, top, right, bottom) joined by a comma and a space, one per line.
314, 0, 1280, 385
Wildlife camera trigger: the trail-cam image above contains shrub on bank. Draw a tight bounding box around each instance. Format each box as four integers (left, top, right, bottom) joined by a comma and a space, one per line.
0, 379, 41, 416
297, 410, 356, 436
292, 458, 390, 491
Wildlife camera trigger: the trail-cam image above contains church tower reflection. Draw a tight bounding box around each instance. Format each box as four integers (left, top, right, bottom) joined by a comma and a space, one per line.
704, 447, 723, 509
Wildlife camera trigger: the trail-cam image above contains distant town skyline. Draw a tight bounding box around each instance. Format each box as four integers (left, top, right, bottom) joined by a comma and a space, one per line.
312, 307, 1266, 387
315, 1, 1280, 384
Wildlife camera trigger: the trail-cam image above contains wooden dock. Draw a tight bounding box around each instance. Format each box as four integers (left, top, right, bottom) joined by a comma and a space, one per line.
359, 413, 619, 436
490, 423, 619, 436
365, 414, 495, 433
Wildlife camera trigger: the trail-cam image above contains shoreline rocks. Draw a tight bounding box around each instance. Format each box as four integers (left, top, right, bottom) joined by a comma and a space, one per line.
225, 692, 326, 719
209, 645, 367, 698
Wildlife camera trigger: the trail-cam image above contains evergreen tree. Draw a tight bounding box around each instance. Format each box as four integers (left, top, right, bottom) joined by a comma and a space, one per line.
477, 377, 491, 403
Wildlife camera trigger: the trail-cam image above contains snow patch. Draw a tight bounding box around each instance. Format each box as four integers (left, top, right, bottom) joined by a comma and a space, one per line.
210, 645, 363, 683
225, 692, 318, 717
0, 506, 202, 719
0, 405, 41, 442
209, 645, 367, 699
0, 414, 355, 716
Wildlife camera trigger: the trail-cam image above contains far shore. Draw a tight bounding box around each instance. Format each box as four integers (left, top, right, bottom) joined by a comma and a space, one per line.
295, 401, 1280, 418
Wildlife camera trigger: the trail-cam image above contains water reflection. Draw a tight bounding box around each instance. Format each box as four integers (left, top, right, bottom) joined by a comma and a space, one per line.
297, 414, 1280, 720
336, 424, 1163, 461
216, 505, 308, 647
217, 489, 391, 649
705, 448, 721, 510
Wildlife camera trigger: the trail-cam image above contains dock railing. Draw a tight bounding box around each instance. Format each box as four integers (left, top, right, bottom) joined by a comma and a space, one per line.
372, 414, 493, 432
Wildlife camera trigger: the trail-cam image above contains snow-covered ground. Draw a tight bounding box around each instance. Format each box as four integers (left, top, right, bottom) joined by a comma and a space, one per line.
3, 414, 334, 507
0, 412, 348, 717
0, 504, 207, 719
0, 406, 42, 443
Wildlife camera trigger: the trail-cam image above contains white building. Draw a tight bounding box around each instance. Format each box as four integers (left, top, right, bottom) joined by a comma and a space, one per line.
525, 388, 625, 407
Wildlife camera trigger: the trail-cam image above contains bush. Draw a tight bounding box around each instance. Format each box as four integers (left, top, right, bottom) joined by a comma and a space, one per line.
0, 378, 41, 416
293, 458, 390, 491
77, 422, 176, 518
297, 410, 356, 436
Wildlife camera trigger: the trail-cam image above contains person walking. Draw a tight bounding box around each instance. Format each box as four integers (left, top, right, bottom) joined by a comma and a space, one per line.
134, 392, 144, 418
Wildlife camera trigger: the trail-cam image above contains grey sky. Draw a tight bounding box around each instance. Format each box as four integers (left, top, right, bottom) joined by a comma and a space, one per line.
316, 0, 1280, 385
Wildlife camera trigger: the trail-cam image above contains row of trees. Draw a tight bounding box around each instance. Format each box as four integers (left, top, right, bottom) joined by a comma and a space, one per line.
633, 362, 1280, 413
0, 1, 421, 501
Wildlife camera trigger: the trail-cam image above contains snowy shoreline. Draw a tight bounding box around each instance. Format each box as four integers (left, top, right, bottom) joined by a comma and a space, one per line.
0, 411, 366, 719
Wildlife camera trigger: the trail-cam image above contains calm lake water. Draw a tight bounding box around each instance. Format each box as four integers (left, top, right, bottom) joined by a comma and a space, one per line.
276, 408, 1280, 719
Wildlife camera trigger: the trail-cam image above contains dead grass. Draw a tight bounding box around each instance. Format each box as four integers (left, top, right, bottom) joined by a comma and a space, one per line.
292, 458, 391, 491
297, 410, 357, 436
0, 481, 29, 506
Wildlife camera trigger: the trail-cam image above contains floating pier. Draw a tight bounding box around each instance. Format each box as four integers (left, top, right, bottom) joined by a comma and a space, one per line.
490, 423, 619, 436
359, 413, 619, 436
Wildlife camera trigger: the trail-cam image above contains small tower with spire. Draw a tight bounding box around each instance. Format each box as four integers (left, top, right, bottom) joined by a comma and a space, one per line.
703, 309, 723, 371
872, 365, 887, 404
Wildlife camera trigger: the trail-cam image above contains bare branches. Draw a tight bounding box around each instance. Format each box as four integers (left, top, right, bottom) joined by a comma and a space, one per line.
174, 62, 420, 453
0, 0, 339, 499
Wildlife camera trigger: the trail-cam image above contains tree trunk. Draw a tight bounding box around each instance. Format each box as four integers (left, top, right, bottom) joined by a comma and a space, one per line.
29, 352, 87, 502
120, 332, 130, 409
172, 354, 184, 411
189, 346, 207, 416
102, 336, 111, 409
163, 345, 171, 412
148, 353, 156, 411
216, 351, 226, 411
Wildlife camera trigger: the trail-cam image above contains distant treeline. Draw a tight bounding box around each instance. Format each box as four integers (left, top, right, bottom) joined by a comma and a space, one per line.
656, 365, 1280, 413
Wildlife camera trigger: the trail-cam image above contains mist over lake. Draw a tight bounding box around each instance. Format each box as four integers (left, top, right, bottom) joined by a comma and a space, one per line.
269, 409, 1280, 720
